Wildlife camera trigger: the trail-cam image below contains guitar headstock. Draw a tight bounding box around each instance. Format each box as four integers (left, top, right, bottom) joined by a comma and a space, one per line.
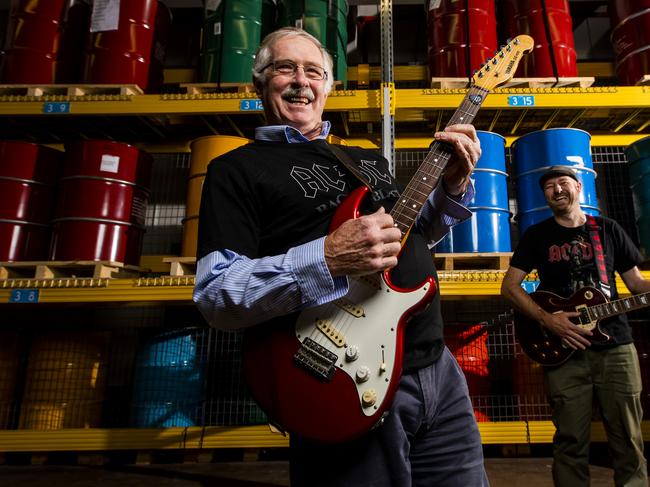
471, 35, 534, 91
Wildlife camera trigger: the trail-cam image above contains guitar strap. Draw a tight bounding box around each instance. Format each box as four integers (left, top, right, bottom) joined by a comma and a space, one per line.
586, 214, 611, 298
327, 143, 375, 191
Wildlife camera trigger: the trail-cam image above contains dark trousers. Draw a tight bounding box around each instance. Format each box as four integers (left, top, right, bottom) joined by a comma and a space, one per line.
546, 343, 648, 486
290, 347, 489, 487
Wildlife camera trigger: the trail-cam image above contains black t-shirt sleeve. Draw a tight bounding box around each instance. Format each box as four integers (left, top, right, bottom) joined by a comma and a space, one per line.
510, 224, 539, 273
609, 218, 644, 274
196, 155, 262, 260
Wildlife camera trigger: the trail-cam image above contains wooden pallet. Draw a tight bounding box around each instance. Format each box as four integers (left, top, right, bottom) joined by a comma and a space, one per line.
0, 84, 143, 97
163, 256, 197, 276
181, 82, 256, 95
0, 260, 141, 280
433, 252, 513, 271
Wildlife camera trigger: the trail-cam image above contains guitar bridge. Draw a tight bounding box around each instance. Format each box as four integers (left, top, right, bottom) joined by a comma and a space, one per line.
293, 337, 338, 382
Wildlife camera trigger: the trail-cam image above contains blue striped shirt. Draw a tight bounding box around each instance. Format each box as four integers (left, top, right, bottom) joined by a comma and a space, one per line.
193, 125, 474, 330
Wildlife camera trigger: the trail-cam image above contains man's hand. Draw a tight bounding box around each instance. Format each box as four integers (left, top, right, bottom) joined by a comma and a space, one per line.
434, 124, 481, 196
324, 207, 402, 277
540, 310, 593, 350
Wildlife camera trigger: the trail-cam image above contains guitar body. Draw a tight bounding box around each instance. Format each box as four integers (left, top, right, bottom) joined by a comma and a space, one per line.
514, 287, 612, 366
243, 186, 437, 444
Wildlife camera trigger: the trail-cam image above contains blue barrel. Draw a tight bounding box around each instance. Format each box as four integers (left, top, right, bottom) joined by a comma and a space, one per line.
626, 136, 650, 258
512, 128, 600, 236
435, 131, 511, 253
132, 328, 204, 428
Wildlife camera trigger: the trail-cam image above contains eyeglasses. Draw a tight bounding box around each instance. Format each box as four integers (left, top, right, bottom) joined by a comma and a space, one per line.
262, 60, 328, 81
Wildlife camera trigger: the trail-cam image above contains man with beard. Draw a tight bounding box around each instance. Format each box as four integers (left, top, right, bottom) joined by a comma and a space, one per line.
501, 165, 650, 486
194, 27, 489, 486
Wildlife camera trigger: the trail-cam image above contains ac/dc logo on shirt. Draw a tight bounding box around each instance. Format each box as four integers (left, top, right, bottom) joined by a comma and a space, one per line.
289, 158, 395, 213
547, 237, 593, 263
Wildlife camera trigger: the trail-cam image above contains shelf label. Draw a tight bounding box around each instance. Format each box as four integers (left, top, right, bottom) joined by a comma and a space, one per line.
43, 102, 70, 114
239, 99, 263, 111
508, 95, 535, 107
521, 281, 540, 294
9, 289, 40, 303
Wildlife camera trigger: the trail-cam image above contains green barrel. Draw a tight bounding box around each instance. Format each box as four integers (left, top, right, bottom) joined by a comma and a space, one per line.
277, 0, 348, 87
626, 136, 650, 259
201, 0, 276, 83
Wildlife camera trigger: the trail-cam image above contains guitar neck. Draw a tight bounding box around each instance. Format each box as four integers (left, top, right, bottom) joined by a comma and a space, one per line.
588, 291, 650, 321
390, 85, 490, 239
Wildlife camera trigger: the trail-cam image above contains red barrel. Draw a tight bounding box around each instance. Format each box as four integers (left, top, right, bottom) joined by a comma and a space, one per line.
55, 0, 92, 84
0, 0, 68, 83
0, 141, 63, 262
50, 141, 152, 265
610, 1, 650, 85
81, 0, 172, 92
502, 0, 578, 77
427, 0, 497, 78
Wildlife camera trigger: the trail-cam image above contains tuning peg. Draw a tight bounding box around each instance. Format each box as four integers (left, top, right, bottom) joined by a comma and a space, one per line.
492, 58, 498, 64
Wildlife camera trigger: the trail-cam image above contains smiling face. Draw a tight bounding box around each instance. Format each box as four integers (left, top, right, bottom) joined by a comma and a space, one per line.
542, 175, 583, 215
257, 36, 328, 139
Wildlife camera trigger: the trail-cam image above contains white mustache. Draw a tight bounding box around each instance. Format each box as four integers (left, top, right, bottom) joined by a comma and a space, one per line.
282, 87, 315, 101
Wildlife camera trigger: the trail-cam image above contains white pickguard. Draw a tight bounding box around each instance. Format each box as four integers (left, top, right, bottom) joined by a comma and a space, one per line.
295, 273, 432, 416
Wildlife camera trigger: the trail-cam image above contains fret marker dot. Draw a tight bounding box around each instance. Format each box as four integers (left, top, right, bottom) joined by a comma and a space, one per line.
434, 158, 438, 162
412, 204, 417, 208
422, 177, 427, 181
402, 199, 406, 203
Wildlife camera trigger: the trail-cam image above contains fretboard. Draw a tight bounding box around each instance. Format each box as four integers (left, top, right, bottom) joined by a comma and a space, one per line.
588, 292, 650, 321
390, 85, 490, 239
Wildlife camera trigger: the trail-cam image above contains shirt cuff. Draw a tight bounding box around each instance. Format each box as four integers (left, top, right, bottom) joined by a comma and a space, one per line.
288, 237, 349, 306
433, 180, 474, 220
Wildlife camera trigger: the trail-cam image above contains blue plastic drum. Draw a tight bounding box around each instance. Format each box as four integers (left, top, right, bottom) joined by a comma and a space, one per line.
626, 136, 650, 258
435, 131, 511, 253
512, 128, 600, 236
132, 328, 204, 428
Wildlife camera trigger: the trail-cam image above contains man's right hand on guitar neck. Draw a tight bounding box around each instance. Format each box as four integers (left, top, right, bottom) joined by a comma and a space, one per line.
324, 206, 402, 277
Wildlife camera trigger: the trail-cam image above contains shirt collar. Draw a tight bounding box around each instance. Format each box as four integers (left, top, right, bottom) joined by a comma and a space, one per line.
255, 121, 331, 143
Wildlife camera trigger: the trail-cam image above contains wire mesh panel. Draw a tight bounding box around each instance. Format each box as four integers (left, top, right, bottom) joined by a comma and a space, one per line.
0, 333, 20, 429
19, 332, 109, 430
142, 153, 190, 255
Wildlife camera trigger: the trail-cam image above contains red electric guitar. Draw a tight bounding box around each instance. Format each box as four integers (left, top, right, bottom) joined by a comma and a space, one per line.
243, 35, 534, 444
515, 287, 650, 366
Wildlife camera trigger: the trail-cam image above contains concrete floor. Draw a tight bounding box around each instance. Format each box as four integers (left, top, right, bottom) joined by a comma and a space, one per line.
0, 457, 618, 486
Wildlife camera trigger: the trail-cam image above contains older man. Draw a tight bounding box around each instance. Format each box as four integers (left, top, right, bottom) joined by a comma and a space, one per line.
194, 27, 487, 486
502, 165, 650, 486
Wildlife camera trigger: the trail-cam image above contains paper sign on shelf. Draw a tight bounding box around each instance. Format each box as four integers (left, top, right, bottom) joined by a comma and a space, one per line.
100, 154, 120, 173
91, 0, 120, 33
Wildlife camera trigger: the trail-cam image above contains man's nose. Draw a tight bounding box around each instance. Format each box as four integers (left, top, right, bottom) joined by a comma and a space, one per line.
292, 66, 310, 85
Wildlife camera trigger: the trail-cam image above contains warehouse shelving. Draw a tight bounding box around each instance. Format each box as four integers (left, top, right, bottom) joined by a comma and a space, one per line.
1, 271, 649, 304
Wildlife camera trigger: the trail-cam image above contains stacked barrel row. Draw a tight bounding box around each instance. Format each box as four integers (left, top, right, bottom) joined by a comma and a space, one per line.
436, 127, 600, 253
0, 0, 172, 92
0, 140, 152, 265
427, 0, 648, 85
0, 327, 265, 430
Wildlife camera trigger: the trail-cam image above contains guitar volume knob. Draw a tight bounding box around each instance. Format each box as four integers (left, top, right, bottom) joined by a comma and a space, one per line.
356, 366, 371, 383
345, 345, 359, 362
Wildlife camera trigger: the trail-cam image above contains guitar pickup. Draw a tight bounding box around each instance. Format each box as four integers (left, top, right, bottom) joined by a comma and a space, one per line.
316, 319, 346, 347
335, 298, 364, 317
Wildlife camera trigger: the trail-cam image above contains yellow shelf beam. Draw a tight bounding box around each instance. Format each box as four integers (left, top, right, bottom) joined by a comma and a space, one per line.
0, 86, 648, 116
1, 271, 647, 304
0, 421, 648, 451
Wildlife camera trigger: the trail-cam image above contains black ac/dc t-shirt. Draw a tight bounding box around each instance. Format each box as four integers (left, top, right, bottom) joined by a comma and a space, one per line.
510, 216, 644, 347
197, 139, 445, 372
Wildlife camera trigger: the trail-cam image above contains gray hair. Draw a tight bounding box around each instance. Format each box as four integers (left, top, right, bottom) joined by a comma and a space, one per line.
252, 27, 334, 94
